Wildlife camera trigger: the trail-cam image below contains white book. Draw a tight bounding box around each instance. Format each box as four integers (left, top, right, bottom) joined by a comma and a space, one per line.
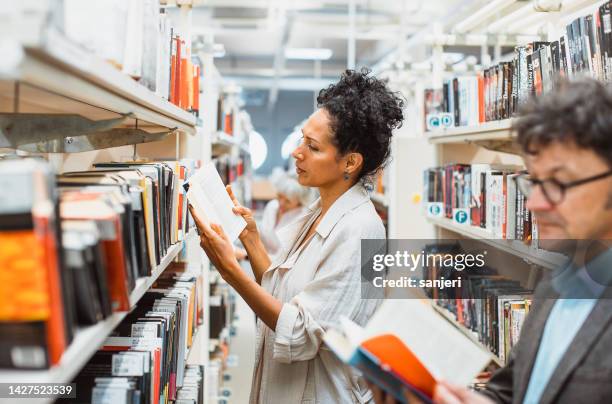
186, 162, 247, 242
506, 173, 518, 240
324, 300, 493, 401
122, 0, 144, 78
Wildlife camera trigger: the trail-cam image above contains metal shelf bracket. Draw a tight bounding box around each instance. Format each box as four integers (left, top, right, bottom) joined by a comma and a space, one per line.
0, 113, 177, 152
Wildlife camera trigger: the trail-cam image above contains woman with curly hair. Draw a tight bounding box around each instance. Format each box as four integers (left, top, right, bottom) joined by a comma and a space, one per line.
190, 68, 404, 403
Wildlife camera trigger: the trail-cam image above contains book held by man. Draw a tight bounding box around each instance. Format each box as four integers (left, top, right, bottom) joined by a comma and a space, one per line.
324, 299, 494, 403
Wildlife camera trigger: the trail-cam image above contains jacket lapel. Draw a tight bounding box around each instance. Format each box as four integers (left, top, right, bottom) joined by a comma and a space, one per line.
538, 298, 612, 404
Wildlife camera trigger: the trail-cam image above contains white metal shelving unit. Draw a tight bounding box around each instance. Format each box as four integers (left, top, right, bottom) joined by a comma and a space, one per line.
0, 4, 214, 403
426, 119, 514, 144
1, 27, 196, 135
426, 216, 566, 270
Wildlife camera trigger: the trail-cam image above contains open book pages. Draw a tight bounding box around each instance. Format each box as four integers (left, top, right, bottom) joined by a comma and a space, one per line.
186, 162, 246, 242
326, 299, 494, 386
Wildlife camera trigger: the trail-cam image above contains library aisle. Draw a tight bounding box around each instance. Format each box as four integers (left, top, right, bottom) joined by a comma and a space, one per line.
223, 294, 255, 404
3, 1, 612, 403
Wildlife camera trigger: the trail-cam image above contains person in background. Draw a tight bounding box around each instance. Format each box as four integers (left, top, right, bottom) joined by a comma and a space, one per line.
190, 67, 404, 403
370, 78, 612, 404
260, 171, 314, 258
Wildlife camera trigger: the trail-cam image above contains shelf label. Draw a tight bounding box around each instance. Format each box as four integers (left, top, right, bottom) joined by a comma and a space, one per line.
111, 353, 144, 376
426, 202, 444, 218
453, 208, 470, 225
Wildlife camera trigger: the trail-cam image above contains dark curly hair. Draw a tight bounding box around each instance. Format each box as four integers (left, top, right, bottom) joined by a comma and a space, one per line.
514, 78, 612, 167
317, 67, 404, 182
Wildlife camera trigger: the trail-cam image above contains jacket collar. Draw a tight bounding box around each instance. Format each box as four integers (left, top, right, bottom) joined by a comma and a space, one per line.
267, 183, 370, 272
308, 182, 370, 238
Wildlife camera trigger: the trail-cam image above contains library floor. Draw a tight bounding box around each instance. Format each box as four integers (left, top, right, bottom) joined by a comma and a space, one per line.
224, 293, 256, 403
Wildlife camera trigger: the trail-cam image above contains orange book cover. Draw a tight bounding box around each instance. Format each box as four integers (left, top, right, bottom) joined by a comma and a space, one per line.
179, 43, 189, 110
224, 113, 233, 135
478, 73, 485, 123
170, 37, 178, 104
185, 59, 194, 110
39, 216, 67, 365
193, 65, 200, 112
175, 38, 183, 108
362, 335, 437, 398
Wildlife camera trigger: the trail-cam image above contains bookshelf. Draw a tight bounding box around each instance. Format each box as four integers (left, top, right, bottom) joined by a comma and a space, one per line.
1, 27, 197, 137
426, 119, 514, 144
0, 5, 218, 404
0, 231, 195, 388
426, 216, 566, 270
432, 304, 503, 367
387, 1, 608, 380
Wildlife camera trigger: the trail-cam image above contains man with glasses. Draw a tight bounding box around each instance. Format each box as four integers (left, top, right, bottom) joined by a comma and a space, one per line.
372, 79, 612, 404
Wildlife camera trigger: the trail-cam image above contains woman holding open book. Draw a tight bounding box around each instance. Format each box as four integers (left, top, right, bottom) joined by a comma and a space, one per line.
191, 67, 404, 403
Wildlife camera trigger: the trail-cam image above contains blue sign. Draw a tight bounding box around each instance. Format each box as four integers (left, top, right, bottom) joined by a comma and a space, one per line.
454, 209, 468, 224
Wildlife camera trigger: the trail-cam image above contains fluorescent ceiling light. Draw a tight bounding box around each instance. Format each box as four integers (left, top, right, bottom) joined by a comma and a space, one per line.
454, 0, 518, 34
487, 2, 535, 33
284, 48, 333, 60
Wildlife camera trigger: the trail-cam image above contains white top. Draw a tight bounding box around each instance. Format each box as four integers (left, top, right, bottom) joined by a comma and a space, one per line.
260, 199, 309, 257
250, 184, 385, 404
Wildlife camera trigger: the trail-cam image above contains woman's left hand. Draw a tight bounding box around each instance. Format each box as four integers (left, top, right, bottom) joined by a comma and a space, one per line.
189, 205, 241, 280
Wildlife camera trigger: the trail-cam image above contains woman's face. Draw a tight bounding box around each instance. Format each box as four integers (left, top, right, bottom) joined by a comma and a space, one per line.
277, 193, 301, 214
291, 109, 353, 188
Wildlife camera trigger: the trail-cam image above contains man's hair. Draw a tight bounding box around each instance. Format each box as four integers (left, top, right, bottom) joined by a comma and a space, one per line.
514, 78, 612, 167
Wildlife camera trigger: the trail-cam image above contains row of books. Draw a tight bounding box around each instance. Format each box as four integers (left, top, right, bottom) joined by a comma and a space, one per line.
423, 244, 532, 364
0, 158, 197, 369
423, 164, 537, 242
62, 0, 200, 114
214, 156, 247, 189
424, 1, 612, 129
216, 96, 235, 135
209, 281, 231, 341
62, 263, 204, 403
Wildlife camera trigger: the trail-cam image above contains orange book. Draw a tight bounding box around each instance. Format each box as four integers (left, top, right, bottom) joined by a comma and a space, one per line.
179, 41, 189, 110
173, 36, 182, 106
224, 113, 233, 135
478, 73, 485, 123
0, 161, 68, 368
170, 37, 178, 104
193, 65, 200, 112
39, 215, 67, 366
324, 300, 493, 403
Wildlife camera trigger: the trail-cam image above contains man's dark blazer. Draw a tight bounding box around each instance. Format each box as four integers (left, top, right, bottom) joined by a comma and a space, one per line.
481, 281, 612, 404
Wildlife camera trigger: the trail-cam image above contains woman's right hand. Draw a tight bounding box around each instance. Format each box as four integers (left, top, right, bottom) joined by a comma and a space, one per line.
226, 185, 259, 242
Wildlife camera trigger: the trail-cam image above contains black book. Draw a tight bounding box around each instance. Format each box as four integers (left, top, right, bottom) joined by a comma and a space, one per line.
453, 78, 460, 127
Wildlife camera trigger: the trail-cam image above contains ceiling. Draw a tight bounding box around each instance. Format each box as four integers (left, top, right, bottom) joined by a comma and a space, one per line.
176, 0, 474, 96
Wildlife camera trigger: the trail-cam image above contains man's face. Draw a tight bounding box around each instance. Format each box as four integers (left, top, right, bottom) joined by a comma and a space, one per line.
524, 140, 612, 240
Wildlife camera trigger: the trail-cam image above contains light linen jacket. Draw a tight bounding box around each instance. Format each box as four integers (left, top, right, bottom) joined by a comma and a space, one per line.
250, 183, 384, 404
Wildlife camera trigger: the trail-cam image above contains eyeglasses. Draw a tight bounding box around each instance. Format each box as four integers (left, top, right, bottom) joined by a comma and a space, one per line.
514, 170, 612, 205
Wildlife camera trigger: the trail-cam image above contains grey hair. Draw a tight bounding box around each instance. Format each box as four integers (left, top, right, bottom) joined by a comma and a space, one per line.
276, 173, 315, 206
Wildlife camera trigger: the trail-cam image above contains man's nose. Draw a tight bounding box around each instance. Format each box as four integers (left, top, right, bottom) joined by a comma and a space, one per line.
525, 184, 553, 212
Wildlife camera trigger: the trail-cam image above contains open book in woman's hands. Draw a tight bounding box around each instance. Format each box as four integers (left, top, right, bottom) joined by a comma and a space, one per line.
185, 162, 246, 242
323, 300, 495, 403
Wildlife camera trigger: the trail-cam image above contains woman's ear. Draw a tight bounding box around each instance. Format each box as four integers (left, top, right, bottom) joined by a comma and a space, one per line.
346, 152, 364, 176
